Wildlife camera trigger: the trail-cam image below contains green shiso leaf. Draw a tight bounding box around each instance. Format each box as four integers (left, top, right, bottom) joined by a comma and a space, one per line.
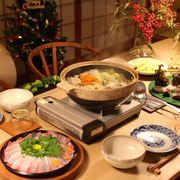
19, 134, 61, 158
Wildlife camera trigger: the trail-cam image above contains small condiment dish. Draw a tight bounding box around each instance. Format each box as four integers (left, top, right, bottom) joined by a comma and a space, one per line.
101, 135, 146, 169
0, 88, 33, 112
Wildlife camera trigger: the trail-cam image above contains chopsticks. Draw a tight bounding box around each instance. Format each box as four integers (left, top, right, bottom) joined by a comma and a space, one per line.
147, 149, 180, 175
160, 108, 179, 116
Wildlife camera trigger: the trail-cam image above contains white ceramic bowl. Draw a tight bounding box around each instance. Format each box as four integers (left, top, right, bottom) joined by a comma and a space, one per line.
101, 135, 146, 169
0, 88, 33, 112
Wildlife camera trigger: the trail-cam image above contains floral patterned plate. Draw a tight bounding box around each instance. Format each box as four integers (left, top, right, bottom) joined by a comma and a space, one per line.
131, 124, 180, 153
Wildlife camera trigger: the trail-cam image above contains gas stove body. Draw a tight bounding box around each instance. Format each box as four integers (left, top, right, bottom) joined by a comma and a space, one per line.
36, 96, 142, 144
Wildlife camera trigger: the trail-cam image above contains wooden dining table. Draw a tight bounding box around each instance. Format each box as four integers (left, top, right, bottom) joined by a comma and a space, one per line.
0, 38, 180, 180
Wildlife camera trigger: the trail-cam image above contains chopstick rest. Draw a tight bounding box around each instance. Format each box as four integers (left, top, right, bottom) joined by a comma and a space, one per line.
147, 149, 180, 175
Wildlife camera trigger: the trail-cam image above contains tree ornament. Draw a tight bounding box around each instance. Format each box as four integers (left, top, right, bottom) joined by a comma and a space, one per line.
50, 21, 54, 26
8, 21, 12, 25
45, 19, 49, 28
23, 22, 29, 27
28, 16, 38, 22
16, 8, 20, 12
13, 35, 18, 42
15, 54, 19, 59
36, 25, 40, 32
18, 35, 22, 39
18, 20, 23, 27
8, 37, 13, 42
22, 46, 27, 53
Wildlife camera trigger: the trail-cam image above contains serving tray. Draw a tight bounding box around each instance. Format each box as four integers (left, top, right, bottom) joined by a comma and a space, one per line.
0, 130, 84, 180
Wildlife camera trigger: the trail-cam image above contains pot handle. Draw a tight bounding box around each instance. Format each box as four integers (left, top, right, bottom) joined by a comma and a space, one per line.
56, 81, 74, 93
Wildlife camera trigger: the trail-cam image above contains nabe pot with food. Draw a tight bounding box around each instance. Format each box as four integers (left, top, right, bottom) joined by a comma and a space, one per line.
57, 61, 138, 109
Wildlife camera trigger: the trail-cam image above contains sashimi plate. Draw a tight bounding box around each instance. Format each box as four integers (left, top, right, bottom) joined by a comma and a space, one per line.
0, 130, 77, 177
131, 125, 180, 153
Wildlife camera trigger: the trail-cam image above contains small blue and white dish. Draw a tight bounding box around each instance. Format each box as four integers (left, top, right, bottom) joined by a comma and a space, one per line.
131, 124, 180, 153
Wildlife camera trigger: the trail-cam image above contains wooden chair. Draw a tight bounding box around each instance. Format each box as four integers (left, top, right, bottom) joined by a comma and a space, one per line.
0, 79, 13, 91
27, 42, 110, 79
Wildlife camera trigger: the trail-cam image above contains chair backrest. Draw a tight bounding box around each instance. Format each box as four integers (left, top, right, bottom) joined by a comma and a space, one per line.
0, 79, 13, 92
27, 42, 110, 79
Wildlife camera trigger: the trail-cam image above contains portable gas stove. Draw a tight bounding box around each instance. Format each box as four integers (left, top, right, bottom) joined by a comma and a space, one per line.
36, 96, 142, 144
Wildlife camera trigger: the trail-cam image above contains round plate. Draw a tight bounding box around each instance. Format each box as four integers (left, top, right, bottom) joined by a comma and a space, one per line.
148, 76, 180, 107
0, 130, 77, 178
128, 58, 168, 75
131, 124, 180, 153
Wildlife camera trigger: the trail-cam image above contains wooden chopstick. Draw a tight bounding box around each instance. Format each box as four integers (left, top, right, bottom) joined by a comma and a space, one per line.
161, 108, 179, 116
147, 149, 180, 175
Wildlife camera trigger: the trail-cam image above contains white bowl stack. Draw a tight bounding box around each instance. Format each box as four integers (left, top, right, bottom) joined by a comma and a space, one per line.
0, 88, 33, 112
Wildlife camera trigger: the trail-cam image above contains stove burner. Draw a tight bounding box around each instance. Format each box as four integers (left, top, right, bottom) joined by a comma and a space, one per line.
69, 95, 133, 115
67, 94, 129, 111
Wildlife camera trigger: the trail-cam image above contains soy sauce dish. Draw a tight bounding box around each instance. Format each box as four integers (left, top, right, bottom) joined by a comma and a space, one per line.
101, 135, 146, 169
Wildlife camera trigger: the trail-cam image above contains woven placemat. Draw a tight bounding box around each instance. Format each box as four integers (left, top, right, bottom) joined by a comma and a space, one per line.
0, 121, 41, 136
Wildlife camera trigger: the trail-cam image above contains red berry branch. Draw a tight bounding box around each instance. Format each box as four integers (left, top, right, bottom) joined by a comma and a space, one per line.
112, 0, 179, 45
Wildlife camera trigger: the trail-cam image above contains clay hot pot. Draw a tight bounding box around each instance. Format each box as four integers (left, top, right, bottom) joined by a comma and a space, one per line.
57, 61, 138, 109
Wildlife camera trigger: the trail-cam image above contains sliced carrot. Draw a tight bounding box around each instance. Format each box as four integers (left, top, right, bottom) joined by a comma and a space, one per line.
52, 159, 60, 167
80, 74, 98, 84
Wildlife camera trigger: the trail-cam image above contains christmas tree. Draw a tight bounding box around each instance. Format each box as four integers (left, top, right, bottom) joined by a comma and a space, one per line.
4, 0, 66, 69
